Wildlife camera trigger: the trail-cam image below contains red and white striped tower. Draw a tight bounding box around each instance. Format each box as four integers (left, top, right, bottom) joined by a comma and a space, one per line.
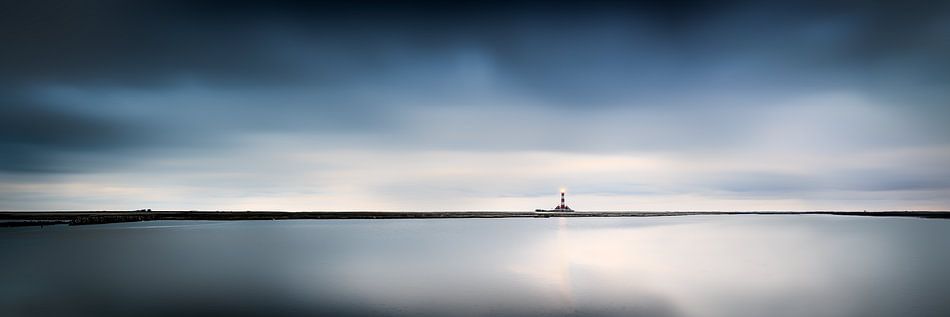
553, 188, 572, 211
536, 188, 574, 212
560, 190, 566, 209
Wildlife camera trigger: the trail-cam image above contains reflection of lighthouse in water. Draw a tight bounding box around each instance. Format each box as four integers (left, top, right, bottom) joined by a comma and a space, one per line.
537, 189, 574, 212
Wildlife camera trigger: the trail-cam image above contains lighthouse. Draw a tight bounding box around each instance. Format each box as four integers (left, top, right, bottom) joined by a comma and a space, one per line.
536, 188, 574, 212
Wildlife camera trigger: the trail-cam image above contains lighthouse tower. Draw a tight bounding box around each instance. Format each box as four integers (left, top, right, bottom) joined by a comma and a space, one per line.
535, 188, 575, 212
552, 189, 573, 211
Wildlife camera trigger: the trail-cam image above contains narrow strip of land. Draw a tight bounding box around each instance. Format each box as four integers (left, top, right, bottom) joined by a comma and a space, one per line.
1, 210, 948, 226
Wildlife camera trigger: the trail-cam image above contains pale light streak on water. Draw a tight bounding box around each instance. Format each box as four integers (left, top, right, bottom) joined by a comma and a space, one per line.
1, 215, 949, 316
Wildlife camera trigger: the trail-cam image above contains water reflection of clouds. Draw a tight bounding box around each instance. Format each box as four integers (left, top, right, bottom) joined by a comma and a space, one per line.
502, 216, 950, 317
506, 217, 684, 316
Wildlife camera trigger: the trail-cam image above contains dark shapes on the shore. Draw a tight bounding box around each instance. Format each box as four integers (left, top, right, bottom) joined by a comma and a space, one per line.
0, 220, 69, 227
72, 214, 157, 226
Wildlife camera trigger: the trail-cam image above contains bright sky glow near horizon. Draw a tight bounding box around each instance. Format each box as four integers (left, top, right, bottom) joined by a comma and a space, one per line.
1, 0, 949, 211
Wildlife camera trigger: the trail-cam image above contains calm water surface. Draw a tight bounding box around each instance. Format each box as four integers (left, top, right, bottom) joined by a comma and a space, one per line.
2, 215, 949, 316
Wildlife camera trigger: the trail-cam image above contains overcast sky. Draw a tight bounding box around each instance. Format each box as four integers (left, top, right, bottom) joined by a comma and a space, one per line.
2, 0, 949, 211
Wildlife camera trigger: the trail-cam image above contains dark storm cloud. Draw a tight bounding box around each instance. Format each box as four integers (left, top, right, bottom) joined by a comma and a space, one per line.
3, 0, 947, 89
0, 0, 702, 87
0, 96, 128, 149
0, 1, 312, 87
0, 90, 153, 173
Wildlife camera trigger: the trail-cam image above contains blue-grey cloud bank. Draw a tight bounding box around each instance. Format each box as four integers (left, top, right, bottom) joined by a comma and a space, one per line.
2, 0, 949, 210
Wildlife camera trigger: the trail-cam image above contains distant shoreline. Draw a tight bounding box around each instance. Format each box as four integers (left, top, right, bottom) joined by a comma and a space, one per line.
1, 210, 949, 227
